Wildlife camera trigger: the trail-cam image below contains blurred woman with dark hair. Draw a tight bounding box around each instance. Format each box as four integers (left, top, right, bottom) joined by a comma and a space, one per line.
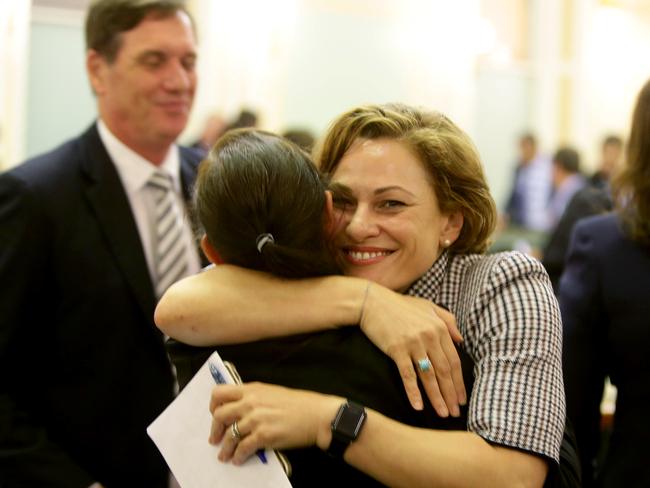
560, 79, 650, 488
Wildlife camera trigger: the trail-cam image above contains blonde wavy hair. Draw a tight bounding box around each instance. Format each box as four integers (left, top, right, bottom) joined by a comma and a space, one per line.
316, 103, 497, 254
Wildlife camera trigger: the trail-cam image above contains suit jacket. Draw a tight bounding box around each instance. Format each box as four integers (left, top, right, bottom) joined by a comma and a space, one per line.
542, 186, 612, 293
0, 124, 203, 487
560, 213, 650, 488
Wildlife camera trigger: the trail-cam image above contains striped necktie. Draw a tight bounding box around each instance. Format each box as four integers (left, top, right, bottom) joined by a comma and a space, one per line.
148, 171, 189, 298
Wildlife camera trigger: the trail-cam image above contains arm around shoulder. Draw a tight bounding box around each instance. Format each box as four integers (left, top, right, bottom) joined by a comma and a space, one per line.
155, 264, 368, 345
210, 382, 547, 488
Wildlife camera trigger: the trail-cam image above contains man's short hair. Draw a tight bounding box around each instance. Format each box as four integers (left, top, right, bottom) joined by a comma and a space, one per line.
553, 147, 581, 173
520, 132, 537, 147
85, 0, 192, 63
603, 134, 623, 148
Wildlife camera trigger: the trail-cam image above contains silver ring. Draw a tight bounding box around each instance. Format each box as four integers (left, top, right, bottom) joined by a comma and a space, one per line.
417, 357, 432, 373
230, 421, 242, 442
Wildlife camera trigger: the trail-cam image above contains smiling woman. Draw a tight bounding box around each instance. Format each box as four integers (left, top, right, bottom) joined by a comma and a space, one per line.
328, 138, 457, 293
156, 103, 565, 488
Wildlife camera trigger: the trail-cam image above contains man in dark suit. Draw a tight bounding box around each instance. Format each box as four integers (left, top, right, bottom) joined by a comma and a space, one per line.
542, 185, 612, 293
0, 1, 202, 486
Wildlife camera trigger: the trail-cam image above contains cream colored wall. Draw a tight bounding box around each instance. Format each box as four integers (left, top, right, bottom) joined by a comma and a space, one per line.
5, 0, 650, 204
574, 0, 650, 167
26, 7, 95, 160
0, 1, 30, 170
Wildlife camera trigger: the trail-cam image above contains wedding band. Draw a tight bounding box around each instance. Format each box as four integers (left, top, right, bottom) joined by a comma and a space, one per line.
417, 357, 432, 373
230, 421, 242, 442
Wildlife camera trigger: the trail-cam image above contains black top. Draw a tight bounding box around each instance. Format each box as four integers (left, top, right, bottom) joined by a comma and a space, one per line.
168, 327, 474, 487
560, 214, 650, 488
542, 185, 612, 293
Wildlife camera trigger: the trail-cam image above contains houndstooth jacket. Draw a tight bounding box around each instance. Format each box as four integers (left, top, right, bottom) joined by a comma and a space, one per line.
407, 250, 565, 463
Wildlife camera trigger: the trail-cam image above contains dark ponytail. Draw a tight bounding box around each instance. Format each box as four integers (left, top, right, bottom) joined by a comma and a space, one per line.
194, 128, 340, 279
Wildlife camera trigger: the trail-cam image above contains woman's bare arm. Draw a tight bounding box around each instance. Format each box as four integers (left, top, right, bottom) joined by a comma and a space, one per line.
210, 383, 547, 488
156, 265, 364, 345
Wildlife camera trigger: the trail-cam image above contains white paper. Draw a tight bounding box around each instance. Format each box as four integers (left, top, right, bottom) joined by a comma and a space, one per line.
147, 351, 293, 488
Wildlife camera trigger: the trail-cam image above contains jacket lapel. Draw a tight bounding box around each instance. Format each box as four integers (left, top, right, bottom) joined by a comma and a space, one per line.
179, 147, 210, 267
179, 147, 198, 201
79, 124, 157, 320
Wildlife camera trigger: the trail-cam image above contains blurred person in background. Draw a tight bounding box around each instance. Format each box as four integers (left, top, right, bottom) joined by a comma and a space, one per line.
494, 133, 553, 257
542, 144, 615, 294
589, 135, 623, 191
191, 112, 227, 155
546, 147, 586, 233
503, 132, 553, 232
0, 1, 203, 486
283, 127, 316, 153
560, 77, 650, 488
542, 138, 623, 292
225, 108, 258, 132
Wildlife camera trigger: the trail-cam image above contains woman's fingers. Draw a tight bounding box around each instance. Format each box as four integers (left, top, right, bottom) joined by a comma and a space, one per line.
440, 332, 467, 406
421, 303, 464, 411
360, 286, 460, 416
425, 341, 460, 417
209, 386, 246, 444
210, 382, 341, 465
392, 339, 458, 417
209, 384, 243, 413
410, 344, 448, 417
231, 427, 266, 465
393, 349, 424, 410
431, 308, 466, 410
434, 304, 464, 344
217, 422, 244, 461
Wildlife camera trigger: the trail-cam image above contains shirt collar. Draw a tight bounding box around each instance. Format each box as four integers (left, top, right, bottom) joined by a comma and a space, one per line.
405, 250, 450, 302
97, 119, 181, 193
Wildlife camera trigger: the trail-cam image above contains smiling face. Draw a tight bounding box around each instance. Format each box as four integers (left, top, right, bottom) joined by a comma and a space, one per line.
87, 10, 197, 163
330, 138, 462, 292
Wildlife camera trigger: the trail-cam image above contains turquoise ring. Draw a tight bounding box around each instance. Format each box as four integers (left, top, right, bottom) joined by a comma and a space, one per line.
417, 357, 432, 373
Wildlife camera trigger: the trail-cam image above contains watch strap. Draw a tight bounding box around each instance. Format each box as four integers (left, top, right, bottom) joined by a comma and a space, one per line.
326, 400, 367, 459
327, 430, 351, 459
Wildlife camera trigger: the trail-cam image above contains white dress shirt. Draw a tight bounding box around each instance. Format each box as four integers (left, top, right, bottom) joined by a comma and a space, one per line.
97, 120, 201, 288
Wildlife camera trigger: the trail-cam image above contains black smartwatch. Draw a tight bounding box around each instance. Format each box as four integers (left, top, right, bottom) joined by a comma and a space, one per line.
326, 400, 367, 459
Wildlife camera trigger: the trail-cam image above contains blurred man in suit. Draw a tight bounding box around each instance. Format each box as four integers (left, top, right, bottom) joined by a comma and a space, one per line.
590, 134, 623, 191
0, 1, 203, 486
503, 133, 553, 232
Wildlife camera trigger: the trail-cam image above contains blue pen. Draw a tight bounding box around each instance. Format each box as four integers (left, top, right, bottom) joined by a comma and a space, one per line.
209, 362, 268, 464
209, 362, 228, 385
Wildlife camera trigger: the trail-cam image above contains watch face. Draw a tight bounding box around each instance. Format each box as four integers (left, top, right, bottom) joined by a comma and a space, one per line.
334, 402, 366, 438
